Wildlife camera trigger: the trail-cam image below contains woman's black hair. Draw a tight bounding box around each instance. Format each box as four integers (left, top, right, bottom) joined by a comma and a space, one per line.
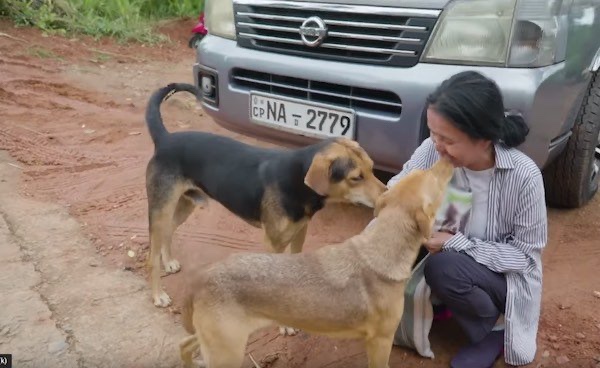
424, 71, 529, 148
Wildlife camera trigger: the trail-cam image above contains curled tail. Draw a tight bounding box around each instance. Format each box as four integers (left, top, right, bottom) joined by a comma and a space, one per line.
182, 294, 196, 335
145, 83, 200, 146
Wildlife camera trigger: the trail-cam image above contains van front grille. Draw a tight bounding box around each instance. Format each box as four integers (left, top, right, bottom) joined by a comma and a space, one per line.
233, 0, 440, 67
232, 68, 402, 118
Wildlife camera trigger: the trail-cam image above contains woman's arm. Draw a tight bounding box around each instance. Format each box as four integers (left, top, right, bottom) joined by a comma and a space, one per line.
386, 138, 438, 188
442, 172, 547, 274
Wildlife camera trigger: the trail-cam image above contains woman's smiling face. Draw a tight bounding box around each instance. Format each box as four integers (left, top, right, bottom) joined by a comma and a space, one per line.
427, 107, 494, 170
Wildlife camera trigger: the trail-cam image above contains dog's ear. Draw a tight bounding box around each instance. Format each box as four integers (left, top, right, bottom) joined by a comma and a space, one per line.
304, 153, 331, 195
336, 137, 360, 150
415, 201, 435, 240
336, 138, 372, 165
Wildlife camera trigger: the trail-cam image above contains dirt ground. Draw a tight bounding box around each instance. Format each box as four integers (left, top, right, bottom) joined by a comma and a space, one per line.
1, 18, 599, 368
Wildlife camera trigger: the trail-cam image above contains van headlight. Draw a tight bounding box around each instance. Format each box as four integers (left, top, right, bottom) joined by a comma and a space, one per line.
507, 0, 570, 67
422, 0, 570, 67
205, 0, 236, 40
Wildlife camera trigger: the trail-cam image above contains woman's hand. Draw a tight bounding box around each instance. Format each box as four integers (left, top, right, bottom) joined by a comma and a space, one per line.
424, 231, 454, 254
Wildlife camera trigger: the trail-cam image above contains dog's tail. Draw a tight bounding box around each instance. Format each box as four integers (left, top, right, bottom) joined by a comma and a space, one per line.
181, 294, 196, 335
145, 83, 200, 146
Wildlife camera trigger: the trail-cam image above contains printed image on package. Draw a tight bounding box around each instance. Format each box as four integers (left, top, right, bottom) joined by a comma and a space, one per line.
434, 186, 473, 235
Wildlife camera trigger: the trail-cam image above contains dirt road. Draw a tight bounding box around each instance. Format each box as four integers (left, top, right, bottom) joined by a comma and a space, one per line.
0, 151, 186, 368
1, 19, 599, 368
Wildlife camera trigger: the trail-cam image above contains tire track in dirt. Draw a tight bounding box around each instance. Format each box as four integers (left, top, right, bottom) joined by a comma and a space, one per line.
0, 77, 136, 123
60, 165, 147, 215
0, 74, 130, 170
546, 207, 600, 263
102, 223, 263, 251
0, 57, 60, 73
0, 128, 90, 166
31, 160, 143, 189
0, 86, 74, 111
24, 162, 117, 178
3, 79, 119, 108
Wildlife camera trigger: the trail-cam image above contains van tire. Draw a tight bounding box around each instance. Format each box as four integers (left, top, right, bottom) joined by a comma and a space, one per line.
543, 72, 600, 208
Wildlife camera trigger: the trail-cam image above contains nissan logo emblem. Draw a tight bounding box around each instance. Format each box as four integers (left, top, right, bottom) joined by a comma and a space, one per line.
299, 16, 327, 47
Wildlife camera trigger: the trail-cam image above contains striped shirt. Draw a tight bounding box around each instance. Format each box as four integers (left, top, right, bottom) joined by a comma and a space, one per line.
387, 138, 548, 366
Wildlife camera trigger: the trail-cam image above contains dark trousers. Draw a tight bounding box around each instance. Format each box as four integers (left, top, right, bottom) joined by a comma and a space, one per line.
424, 251, 507, 343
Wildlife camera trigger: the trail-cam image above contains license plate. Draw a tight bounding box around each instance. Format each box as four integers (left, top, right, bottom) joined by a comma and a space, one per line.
249, 93, 356, 139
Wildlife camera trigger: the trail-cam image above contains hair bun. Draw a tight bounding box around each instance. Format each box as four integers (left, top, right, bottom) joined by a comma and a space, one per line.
502, 112, 529, 147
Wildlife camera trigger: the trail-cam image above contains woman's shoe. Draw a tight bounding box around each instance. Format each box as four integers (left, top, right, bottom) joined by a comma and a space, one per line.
450, 330, 504, 368
433, 304, 453, 321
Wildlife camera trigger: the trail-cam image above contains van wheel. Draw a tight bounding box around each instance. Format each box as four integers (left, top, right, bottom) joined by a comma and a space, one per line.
543, 72, 600, 208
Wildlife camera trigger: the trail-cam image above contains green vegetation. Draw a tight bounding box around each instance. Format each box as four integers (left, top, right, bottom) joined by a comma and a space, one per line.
27, 45, 63, 59
0, 0, 204, 43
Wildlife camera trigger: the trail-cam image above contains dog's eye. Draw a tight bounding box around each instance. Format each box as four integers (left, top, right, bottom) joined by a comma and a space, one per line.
350, 174, 364, 182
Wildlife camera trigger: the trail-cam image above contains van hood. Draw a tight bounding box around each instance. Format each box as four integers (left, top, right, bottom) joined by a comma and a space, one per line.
289, 0, 449, 10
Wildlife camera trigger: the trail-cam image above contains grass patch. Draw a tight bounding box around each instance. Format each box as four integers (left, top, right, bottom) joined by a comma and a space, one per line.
92, 52, 112, 63
27, 45, 63, 59
0, 0, 204, 43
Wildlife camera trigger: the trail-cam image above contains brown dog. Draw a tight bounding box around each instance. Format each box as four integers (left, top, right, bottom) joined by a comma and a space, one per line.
144, 83, 386, 309
178, 158, 454, 368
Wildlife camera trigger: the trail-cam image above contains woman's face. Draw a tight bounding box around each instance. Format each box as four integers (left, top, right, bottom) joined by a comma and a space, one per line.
427, 107, 493, 170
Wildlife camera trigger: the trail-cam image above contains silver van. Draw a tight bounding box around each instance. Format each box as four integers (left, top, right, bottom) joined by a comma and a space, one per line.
193, 0, 600, 208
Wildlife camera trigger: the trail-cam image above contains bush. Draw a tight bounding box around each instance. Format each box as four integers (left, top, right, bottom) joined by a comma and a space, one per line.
0, 0, 204, 43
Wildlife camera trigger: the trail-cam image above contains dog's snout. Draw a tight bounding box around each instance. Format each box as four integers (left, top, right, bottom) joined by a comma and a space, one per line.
431, 158, 454, 182
348, 177, 385, 208
369, 176, 387, 202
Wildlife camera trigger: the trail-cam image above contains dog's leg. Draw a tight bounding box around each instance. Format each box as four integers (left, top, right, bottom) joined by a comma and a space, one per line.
263, 231, 297, 336
262, 231, 289, 254
196, 317, 250, 368
161, 195, 196, 274
261, 211, 294, 253
262, 220, 304, 337
264, 231, 299, 337
289, 223, 308, 254
180, 335, 202, 368
275, 229, 299, 337
202, 342, 245, 368
147, 168, 192, 307
278, 224, 307, 336
149, 208, 176, 307
365, 335, 394, 368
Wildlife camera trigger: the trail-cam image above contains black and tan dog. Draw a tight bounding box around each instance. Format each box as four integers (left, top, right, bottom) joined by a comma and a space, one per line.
144, 83, 386, 309
178, 158, 454, 368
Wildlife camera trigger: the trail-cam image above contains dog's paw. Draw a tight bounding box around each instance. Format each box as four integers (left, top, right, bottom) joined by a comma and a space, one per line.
164, 259, 181, 274
153, 291, 172, 308
278, 326, 299, 336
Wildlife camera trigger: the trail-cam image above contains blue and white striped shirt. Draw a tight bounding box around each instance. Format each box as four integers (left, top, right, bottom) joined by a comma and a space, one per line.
388, 138, 548, 366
